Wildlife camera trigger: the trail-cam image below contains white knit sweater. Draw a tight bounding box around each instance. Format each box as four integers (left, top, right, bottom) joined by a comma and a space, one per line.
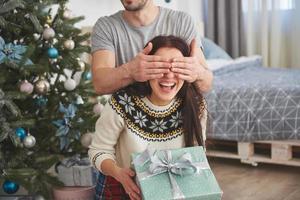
88, 90, 207, 173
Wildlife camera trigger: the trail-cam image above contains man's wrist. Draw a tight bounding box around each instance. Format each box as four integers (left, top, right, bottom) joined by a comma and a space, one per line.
121, 63, 131, 79
120, 63, 135, 87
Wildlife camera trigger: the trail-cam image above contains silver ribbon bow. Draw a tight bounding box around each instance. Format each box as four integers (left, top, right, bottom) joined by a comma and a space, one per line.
133, 148, 210, 199
60, 154, 90, 168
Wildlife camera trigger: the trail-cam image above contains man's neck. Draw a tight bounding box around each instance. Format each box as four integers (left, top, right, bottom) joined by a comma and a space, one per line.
122, 4, 159, 27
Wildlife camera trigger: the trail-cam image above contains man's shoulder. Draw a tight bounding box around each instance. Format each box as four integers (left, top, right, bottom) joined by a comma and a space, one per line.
160, 7, 192, 21
94, 11, 123, 27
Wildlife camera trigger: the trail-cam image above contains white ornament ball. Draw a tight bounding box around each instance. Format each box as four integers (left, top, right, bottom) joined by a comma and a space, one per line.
80, 133, 93, 148
23, 135, 36, 148
43, 27, 55, 40
93, 103, 104, 115
63, 9, 72, 19
35, 79, 50, 94
64, 39, 75, 50
33, 33, 41, 41
64, 78, 77, 91
20, 80, 34, 94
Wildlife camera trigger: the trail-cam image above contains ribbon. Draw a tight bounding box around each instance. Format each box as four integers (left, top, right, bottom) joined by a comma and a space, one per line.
133, 148, 210, 199
59, 154, 90, 168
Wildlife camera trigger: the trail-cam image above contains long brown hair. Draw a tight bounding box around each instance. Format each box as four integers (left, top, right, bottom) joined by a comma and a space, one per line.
126, 35, 206, 147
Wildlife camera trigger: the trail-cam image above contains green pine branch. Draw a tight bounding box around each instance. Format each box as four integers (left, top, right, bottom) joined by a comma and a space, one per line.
0, 0, 25, 14
0, 16, 7, 28
28, 13, 43, 33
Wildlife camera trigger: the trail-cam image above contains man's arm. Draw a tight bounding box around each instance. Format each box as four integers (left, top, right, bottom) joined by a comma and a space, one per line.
193, 46, 213, 93
92, 50, 133, 95
92, 43, 171, 95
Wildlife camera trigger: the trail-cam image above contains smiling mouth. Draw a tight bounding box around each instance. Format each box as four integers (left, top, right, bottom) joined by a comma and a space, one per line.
159, 82, 176, 90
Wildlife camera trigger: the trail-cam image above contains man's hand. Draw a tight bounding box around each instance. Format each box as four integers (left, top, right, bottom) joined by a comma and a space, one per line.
114, 166, 141, 200
170, 39, 207, 83
123, 42, 171, 82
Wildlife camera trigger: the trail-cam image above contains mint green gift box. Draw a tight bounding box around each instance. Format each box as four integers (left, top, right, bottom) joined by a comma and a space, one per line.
131, 146, 223, 200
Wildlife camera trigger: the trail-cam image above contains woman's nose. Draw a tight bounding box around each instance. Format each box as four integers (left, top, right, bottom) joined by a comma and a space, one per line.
164, 71, 175, 78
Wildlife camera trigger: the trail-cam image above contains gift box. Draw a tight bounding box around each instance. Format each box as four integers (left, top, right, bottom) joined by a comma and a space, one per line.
132, 146, 223, 200
56, 155, 98, 186
52, 186, 95, 200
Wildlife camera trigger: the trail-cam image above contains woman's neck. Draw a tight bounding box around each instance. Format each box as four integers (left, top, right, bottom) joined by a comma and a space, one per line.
147, 95, 172, 106
122, 4, 159, 27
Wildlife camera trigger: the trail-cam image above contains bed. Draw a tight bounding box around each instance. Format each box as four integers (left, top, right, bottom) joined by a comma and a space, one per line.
205, 56, 300, 142
203, 55, 300, 166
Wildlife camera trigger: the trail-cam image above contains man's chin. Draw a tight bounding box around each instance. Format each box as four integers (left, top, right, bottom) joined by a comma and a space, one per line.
122, 0, 148, 12
124, 7, 143, 11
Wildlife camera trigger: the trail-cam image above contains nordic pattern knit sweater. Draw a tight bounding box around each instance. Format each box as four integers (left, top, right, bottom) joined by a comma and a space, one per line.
88, 90, 207, 173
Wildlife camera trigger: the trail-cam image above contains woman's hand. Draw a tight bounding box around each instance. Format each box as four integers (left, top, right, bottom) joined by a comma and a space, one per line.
113, 166, 141, 200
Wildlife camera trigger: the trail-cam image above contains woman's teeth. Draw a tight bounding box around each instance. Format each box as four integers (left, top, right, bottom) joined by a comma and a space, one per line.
159, 83, 176, 89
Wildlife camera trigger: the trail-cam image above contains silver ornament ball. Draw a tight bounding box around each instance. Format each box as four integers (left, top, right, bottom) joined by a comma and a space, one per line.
20, 80, 34, 94
64, 78, 77, 91
64, 39, 75, 50
80, 133, 93, 148
23, 135, 36, 148
43, 27, 55, 40
35, 78, 50, 94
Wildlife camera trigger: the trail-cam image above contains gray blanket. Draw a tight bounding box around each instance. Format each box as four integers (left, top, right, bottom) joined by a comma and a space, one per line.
205, 58, 300, 142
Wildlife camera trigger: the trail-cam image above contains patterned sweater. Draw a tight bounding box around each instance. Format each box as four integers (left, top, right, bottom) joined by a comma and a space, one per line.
88, 90, 207, 173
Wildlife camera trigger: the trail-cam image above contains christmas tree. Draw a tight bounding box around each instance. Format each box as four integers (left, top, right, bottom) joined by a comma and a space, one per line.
0, 0, 103, 197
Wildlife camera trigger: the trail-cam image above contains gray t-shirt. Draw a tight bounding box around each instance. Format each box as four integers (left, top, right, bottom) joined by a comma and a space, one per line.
91, 7, 201, 67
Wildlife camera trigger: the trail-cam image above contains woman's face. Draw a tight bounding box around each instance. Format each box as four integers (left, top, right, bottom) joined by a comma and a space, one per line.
148, 47, 185, 106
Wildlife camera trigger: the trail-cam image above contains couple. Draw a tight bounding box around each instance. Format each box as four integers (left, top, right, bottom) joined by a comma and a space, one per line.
89, 35, 208, 200
89, 1, 212, 199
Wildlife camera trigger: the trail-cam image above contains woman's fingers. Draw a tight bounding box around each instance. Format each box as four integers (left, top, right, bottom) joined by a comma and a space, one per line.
122, 168, 141, 199
129, 191, 141, 200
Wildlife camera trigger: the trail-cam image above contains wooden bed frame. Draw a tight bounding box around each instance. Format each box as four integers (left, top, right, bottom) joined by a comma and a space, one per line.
206, 139, 300, 167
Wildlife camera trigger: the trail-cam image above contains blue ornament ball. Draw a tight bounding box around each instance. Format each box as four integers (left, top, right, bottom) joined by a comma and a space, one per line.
15, 127, 26, 140
47, 47, 59, 58
2, 180, 19, 194
84, 71, 92, 80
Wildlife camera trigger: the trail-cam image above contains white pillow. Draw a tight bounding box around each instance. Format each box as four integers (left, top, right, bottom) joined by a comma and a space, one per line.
207, 55, 262, 71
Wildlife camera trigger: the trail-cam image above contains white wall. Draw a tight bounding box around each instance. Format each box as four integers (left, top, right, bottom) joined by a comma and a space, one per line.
67, 0, 203, 28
